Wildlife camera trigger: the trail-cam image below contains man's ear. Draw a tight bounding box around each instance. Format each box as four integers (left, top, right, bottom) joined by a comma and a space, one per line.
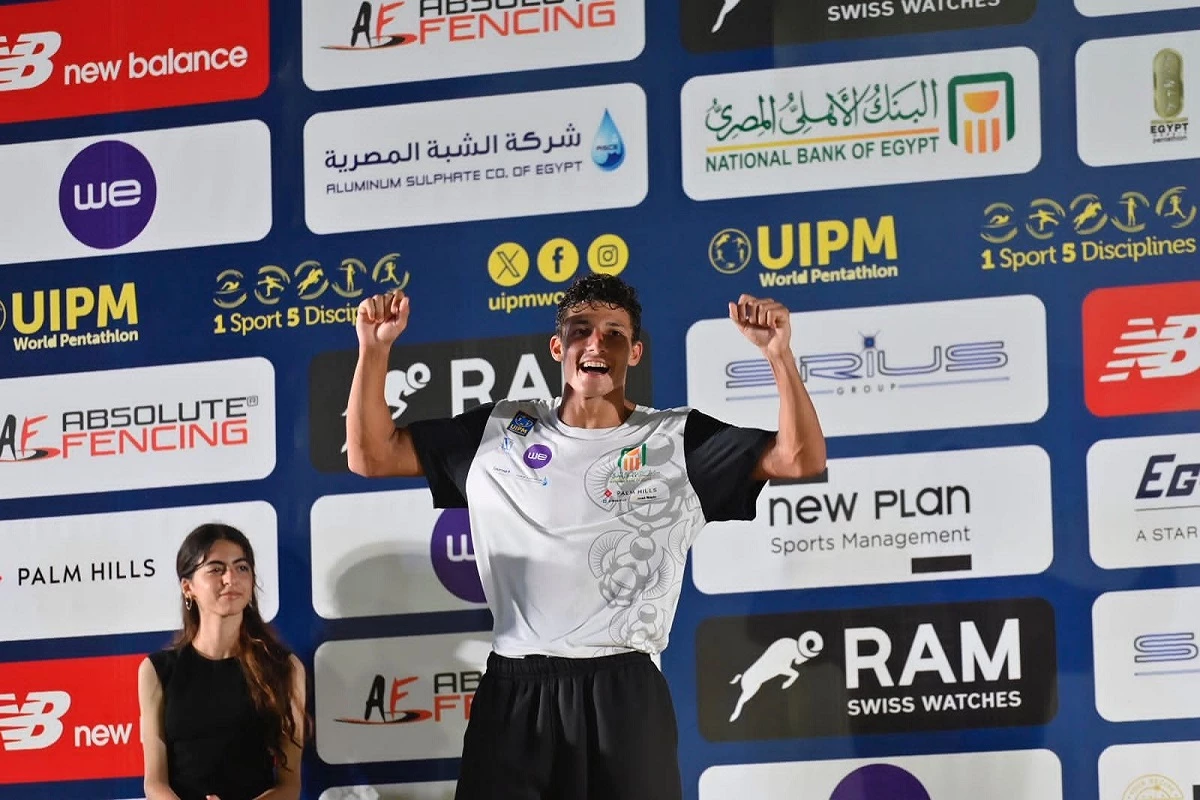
628, 340, 644, 367
550, 334, 564, 363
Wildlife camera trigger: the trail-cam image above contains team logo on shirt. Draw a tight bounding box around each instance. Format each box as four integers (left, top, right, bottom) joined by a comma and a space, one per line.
618, 443, 647, 472
506, 411, 537, 436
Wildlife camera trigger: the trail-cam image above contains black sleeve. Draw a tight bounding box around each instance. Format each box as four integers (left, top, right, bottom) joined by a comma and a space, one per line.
407, 402, 496, 508
148, 649, 177, 689
684, 409, 775, 522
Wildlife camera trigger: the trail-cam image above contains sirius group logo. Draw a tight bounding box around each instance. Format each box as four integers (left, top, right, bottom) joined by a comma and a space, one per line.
58, 141, 157, 249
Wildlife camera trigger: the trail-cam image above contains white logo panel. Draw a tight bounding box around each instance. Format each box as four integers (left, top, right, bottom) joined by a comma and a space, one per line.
1093, 586, 1200, 722
310, 489, 487, 619
315, 632, 492, 764
0, 501, 279, 643
685, 294, 1048, 437
1076, 0, 1200, 16
319, 782, 458, 800
0, 120, 271, 266
0, 357, 276, 500
680, 47, 1041, 201
1088, 432, 1200, 569
699, 749, 1062, 800
302, 0, 645, 91
1077, 30, 1200, 167
304, 83, 647, 233
1100, 740, 1200, 800
694, 445, 1053, 594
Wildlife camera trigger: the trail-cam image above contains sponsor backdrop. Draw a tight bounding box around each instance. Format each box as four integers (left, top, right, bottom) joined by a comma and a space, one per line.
2, 0, 1200, 798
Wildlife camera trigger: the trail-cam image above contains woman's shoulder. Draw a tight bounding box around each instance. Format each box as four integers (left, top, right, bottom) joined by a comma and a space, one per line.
146, 645, 185, 686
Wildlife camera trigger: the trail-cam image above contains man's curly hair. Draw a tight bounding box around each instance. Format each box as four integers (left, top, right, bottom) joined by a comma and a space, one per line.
555, 274, 642, 342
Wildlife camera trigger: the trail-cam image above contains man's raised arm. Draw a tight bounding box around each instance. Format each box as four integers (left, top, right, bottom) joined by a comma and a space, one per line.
346, 290, 424, 478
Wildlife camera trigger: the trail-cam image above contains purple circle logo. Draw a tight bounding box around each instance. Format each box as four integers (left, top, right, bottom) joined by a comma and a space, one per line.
59, 140, 157, 249
430, 509, 485, 603
829, 764, 931, 800
523, 444, 552, 469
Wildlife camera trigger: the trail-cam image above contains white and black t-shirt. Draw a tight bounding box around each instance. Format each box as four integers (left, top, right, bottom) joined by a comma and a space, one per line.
409, 398, 772, 659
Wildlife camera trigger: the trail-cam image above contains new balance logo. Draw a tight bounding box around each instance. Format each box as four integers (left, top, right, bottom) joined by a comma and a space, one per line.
0, 691, 70, 751
0, 32, 62, 92
1099, 313, 1200, 382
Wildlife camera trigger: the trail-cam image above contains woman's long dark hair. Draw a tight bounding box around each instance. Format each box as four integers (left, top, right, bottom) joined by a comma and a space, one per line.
173, 523, 307, 769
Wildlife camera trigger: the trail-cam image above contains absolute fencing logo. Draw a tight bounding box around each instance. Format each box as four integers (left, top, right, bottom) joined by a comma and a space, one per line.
0, 358, 276, 500
307, 332, 652, 473
303, 0, 644, 90
695, 597, 1058, 741
314, 632, 492, 763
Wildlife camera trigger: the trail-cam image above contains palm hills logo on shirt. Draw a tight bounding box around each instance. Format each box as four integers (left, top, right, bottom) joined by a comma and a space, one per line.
681, 0, 1035, 54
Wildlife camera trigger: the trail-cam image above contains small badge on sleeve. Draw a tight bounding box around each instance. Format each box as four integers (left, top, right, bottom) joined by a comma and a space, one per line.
506, 411, 537, 436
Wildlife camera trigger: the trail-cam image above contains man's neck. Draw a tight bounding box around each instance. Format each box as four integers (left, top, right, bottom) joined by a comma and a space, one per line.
557, 388, 635, 429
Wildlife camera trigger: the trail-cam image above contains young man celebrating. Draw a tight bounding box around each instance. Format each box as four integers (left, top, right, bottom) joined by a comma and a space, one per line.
346, 275, 826, 800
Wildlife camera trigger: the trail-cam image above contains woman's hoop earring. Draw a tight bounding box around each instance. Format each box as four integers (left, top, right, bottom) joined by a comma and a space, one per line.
184, 595, 193, 611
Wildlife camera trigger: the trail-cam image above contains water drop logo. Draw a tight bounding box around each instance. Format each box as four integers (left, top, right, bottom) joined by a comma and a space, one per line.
592, 109, 626, 172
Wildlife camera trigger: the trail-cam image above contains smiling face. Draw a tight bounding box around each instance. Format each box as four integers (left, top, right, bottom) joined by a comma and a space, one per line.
180, 538, 255, 619
551, 302, 644, 401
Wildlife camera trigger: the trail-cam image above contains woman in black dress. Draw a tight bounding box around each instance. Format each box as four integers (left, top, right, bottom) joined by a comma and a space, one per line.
137, 523, 307, 800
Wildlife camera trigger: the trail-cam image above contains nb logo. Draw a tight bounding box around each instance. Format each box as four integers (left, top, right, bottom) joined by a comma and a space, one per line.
0, 32, 62, 92
1099, 313, 1200, 382
0, 690, 71, 751
72, 180, 143, 211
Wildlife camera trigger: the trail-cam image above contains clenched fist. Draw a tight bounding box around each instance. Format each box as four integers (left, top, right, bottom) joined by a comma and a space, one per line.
356, 289, 410, 350
728, 294, 793, 357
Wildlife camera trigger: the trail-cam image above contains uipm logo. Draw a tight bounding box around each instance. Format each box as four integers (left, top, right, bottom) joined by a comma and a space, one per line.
728, 631, 823, 721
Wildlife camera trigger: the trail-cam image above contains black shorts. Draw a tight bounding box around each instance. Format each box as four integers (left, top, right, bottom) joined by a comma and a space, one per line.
454, 650, 683, 800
